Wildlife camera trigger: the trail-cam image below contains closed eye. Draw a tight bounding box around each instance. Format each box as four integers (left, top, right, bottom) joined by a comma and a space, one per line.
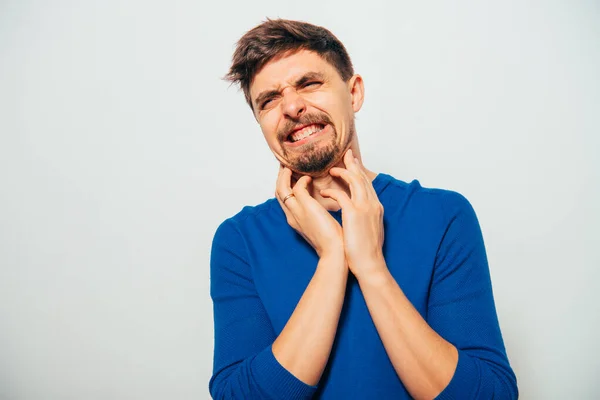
260, 97, 277, 110
258, 80, 322, 110
302, 81, 322, 88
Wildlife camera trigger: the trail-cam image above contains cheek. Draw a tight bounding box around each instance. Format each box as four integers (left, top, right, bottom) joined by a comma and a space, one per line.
259, 115, 279, 141
304, 91, 348, 119
259, 121, 285, 153
304, 91, 332, 108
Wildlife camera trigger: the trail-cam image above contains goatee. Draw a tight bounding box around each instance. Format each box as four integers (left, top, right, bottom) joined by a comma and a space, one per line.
278, 112, 355, 176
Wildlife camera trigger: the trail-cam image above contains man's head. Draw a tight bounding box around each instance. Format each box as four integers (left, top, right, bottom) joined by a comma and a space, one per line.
225, 19, 364, 176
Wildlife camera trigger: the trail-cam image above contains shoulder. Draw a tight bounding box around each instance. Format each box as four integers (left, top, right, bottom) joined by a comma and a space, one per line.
378, 173, 477, 223
212, 198, 282, 244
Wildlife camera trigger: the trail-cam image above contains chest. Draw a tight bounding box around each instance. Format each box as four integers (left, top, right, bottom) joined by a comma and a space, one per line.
247, 217, 438, 334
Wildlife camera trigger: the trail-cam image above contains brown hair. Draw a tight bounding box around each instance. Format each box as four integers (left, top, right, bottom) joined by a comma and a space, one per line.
225, 18, 355, 110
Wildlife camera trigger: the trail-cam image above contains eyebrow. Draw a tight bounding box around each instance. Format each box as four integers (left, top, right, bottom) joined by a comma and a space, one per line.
254, 72, 326, 109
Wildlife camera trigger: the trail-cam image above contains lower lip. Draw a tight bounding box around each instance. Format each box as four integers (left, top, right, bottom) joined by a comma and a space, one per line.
285, 124, 331, 147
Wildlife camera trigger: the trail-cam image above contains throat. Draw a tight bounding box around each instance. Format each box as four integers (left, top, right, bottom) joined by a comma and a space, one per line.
309, 174, 350, 210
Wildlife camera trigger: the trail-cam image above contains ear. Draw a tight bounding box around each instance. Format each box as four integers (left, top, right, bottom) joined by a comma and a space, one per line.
348, 74, 365, 113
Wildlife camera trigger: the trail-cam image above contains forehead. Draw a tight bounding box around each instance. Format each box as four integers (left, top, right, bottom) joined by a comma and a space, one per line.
250, 50, 338, 97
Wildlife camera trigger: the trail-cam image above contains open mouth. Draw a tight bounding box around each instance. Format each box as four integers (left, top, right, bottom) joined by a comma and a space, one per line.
285, 123, 326, 144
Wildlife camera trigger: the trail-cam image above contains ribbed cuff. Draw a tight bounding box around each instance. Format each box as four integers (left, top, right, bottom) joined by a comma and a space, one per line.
435, 350, 480, 400
252, 345, 318, 400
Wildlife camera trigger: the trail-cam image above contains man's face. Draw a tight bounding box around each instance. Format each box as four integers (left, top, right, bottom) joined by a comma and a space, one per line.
249, 50, 363, 176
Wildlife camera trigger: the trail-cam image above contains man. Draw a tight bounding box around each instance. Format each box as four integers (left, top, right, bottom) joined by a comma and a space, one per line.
209, 19, 517, 399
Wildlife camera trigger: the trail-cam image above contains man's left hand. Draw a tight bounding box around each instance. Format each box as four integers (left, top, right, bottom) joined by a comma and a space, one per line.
320, 149, 386, 280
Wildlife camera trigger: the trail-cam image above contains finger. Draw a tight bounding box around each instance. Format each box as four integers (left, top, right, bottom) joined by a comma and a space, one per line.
292, 175, 312, 196
289, 175, 315, 208
275, 191, 303, 232
344, 149, 370, 192
350, 156, 378, 199
274, 173, 299, 218
291, 173, 299, 188
329, 167, 366, 203
352, 155, 370, 181
276, 167, 294, 200
320, 188, 353, 210
275, 165, 285, 191
275, 189, 293, 215
346, 151, 377, 202
282, 170, 314, 215
344, 149, 363, 176
347, 150, 372, 186
277, 167, 305, 214
275, 166, 287, 203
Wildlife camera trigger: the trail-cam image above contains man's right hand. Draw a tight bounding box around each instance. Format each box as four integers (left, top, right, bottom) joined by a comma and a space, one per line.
275, 166, 344, 258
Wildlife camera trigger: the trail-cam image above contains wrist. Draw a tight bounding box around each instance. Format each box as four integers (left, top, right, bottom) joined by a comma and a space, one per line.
352, 253, 388, 284
319, 241, 345, 258
319, 246, 347, 266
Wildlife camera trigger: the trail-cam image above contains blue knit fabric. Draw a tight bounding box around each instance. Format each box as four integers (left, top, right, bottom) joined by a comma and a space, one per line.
209, 173, 517, 399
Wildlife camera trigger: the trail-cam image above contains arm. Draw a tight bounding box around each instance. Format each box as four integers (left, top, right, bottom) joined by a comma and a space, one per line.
210, 169, 349, 399
272, 249, 347, 386
209, 220, 347, 399
323, 151, 517, 399
356, 193, 518, 399
272, 169, 349, 386
356, 263, 458, 399
423, 192, 517, 399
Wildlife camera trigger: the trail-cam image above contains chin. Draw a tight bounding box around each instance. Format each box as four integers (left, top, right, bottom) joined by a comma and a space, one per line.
288, 159, 338, 179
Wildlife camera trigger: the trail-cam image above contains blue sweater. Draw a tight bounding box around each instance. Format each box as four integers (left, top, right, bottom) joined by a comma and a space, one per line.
209, 173, 517, 399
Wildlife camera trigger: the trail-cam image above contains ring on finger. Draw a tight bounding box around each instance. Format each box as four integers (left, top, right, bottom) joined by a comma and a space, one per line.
282, 193, 295, 204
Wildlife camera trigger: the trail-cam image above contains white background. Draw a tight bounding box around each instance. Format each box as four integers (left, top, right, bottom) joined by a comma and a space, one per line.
1, 0, 598, 399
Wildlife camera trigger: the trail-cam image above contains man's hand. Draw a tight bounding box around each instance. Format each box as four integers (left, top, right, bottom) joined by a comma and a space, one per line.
320, 149, 386, 280
276, 166, 344, 258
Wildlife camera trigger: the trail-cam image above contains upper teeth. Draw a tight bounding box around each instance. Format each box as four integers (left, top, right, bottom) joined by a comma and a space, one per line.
290, 124, 323, 142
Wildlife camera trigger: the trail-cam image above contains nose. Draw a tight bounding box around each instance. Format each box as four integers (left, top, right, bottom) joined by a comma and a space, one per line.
281, 87, 306, 119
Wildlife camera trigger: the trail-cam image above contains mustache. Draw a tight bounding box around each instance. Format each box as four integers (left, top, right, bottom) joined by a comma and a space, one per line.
277, 113, 333, 141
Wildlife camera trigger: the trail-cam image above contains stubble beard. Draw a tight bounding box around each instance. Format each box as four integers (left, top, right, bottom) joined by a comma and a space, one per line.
283, 120, 355, 176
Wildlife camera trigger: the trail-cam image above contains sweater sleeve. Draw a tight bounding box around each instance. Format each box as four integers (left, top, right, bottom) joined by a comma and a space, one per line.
428, 192, 518, 400
208, 219, 317, 400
